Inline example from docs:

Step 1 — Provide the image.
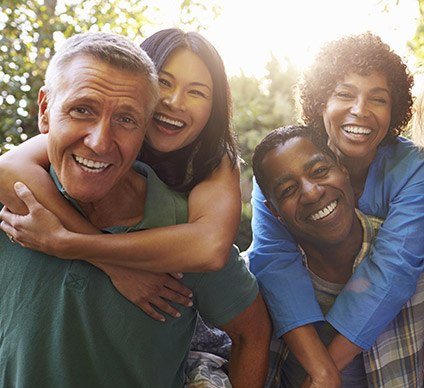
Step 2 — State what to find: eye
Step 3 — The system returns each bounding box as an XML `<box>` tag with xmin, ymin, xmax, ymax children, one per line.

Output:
<box><xmin>116</xmin><ymin>115</ymin><xmax>138</xmax><ymax>129</ymax></box>
<box><xmin>335</xmin><ymin>91</ymin><xmax>353</xmax><ymax>99</ymax></box>
<box><xmin>158</xmin><ymin>78</ymin><xmax>171</xmax><ymax>88</ymax></box>
<box><xmin>312</xmin><ymin>165</ymin><xmax>330</xmax><ymax>178</ymax></box>
<box><xmin>189</xmin><ymin>89</ymin><xmax>208</xmax><ymax>98</ymax></box>
<box><xmin>70</xmin><ymin>106</ymin><xmax>92</xmax><ymax>118</ymax></box>
<box><xmin>279</xmin><ymin>184</ymin><xmax>297</xmax><ymax>200</ymax></box>
<box><xmin>371</xmin><ymin>97</ymin><xmax>388</xmax><ymax>105</ymax></box>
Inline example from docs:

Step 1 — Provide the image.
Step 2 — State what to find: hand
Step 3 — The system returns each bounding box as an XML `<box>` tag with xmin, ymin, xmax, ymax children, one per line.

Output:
<box><xmin>0</xmin><ymin>182</ymin><xmax>69</xmax><ymax>255</ymax></box>
<box><xmin>301</xmin><ymin>371</ymin><xmax>341</xmax><ymax>388</ymax></box>
<box><xmin>99</xmin><ymin>263</ymin><xmax>193</xmax><ymax>322</ymax></box>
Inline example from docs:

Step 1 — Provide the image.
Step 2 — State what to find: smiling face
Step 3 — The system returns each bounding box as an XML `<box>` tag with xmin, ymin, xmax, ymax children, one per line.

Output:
<box><xmin>39</xmin><ymin>55</ymin><xmax>151</xmax><ymax>204</ymax></box>
<box><xmin>322</xmin><ymin>72</ymin><xmax>392</xmax><ymax>165</ymax></box>
<box><xmin>263</xmin><ymin>137</ymin><xmax>357</xmax><ymax>247</ymax></box>
<box><xmin>146</xmin><ymin>48</ymin><xmax>213</xmax><ymax>153</ymax></box>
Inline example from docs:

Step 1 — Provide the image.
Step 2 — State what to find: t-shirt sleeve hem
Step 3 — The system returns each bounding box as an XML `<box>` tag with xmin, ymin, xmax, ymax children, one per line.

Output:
<box><xmin>274</xmin><ymin>315</ymin><xmax>326</xmax><ymax>339</ymax></box>
<box><xmin>203</xmin><ymin>283</ymin><xmax>259</xmax><ymax>327</ymax></box>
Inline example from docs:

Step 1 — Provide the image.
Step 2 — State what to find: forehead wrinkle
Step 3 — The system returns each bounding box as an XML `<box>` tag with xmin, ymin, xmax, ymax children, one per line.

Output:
<box><xmin>66</xmin><ymin>62</ymin><xmax>144</xmax><ymax>95</ymax></box>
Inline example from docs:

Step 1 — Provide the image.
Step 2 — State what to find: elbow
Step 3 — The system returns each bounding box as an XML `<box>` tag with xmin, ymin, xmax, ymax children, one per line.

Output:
<box><xmin>202</xmin><ymin>237</ymin><xmax>233</xmax><ymax>271</ymax></box>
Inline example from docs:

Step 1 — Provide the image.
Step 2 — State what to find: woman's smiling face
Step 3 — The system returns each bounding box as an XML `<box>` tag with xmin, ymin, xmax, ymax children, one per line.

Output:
<box><xmin>146</xmin><ymin>48</ymin><xmax>213</xmax><ymax>153</ymax></box>
<box><xmin>322</xmin><ymin>72</ymin><xmax>392</xmax><ymax>164</ymax></box>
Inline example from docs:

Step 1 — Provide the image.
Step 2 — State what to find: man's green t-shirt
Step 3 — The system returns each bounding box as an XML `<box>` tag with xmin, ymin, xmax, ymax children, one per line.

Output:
<box><xmin>0</xmin><ymin>162</ymin><xmax>258</xmax><ymax>388</ymax></box>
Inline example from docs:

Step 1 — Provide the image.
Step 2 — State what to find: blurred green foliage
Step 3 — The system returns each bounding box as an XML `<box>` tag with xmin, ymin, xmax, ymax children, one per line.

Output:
<box><xmin>231</xmin><ymin>56</ymin><xmax>299</xmax><ymax>250</ymax></box>
<box><xmin>0</xmin><ymin>0</ymin><xmax>216</xmax><ymax>153</ymax></box>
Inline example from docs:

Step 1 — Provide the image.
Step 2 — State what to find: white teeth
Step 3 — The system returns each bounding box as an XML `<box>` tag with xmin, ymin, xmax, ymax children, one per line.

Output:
<box><xmin>74</xmin><ymin>155</ymin><xmax>109</xmax><ymax>173</ymax></box>
<box><xmin>343</xmin><ymin>125</ymin><xmax>371</xmax><ymax>135</ymax></box>
<box><xmin>154</xmin><ymin>114</ymin><xmax>184</xmax><ymax>128</ymax></box>
<box><xmin>309</xmin><ymin>200</ymin><xmax>338</xmax><ymax>221</ymax></box>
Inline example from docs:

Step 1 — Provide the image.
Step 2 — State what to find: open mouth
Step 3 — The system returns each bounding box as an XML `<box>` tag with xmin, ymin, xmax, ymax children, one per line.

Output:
<box><xmin>74</xmin><ymin>155</ymin><xmax>110</xmax><ymax>173</ymax></box>
<box><xmin>153</xmin><ymin>113</ymin><xmax>185</xmax><ymax>132</ymax></box>
<box><xmin>342</xmin><ymin>125</ymin><xmax>372</xmax><ymax>136</ymax></box>
<box><xmin>308</xmin><ymin>200</ymin><xmax>338</xmax><ymax>221</ymax></box>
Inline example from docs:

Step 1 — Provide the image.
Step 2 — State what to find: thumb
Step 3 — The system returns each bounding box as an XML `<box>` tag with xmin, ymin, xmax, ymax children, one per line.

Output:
<box><xmin>14</xmin><ymin>182</ymin><xmax>38</xmax><ymax>209</ymax></box>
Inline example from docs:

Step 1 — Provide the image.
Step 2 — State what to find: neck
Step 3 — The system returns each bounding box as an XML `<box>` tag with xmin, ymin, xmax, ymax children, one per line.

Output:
<box><xmin>337</xmin><ymin>153</ymin><xmax>374</xmax><ymax>203</ymax></box>
<box><xmin>78</xmin><ymin>169</ymin><xmax>146</xmax><ymax>229</ymax></box>
<box><xmin>300</xmin><ymin>215</ymin><xmax>363</xmax><ymax>284</ymax></box>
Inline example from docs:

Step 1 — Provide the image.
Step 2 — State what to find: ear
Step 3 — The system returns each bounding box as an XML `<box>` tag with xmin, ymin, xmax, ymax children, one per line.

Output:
<box><xmin>38</xmin><ymin>87</ymin><xmax>50</xmax><ymax>134</ymax></box>
<box><xmin>264</xmin><ymin>200</ymin><xmax>284</xmax><ymax>223</ymax></box>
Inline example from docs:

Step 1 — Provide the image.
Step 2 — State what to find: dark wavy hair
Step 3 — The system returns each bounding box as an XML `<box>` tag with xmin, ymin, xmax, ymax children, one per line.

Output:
<box><xmin>298</xmin><ymin>32</ymin><xmax>414</xmax><ymax>144</ymax></box>
<box><xmin>139</xmin><ymin>28</ymin><xmax>237</xmax><ymax>192</ymax></box>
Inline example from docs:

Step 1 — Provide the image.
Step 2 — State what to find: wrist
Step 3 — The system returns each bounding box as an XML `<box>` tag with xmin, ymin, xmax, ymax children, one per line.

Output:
<box><xmin>310</xmin><ymin>364</ymin><xmax>341</xmax><ymax>385</ymax></box>
<box><xmin>52</xmin><ymin>229</ymin><xmax>81</xmax><ymax>259</ymax></box>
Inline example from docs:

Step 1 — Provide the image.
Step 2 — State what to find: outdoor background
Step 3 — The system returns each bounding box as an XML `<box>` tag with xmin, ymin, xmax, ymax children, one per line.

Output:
<box><xmin>1</xmin><ymin>0</ymin><xmax>424</xmax><ymax>249</ymax></box>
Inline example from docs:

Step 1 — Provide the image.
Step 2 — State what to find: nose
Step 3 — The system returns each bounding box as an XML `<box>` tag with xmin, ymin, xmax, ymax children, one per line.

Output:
<box><xmin>162</xmin><ymin>89</ymin><xmax>186</xmax><ymax>112</ymax></box>
<box><xmin>299</xmin><ymin>179</ymin><xmax>325</xmax><ymax>205</ymax></box>
<box><xmin>350</xmin><ymin>97</ymin><xmax>370</xmax><ymax>118</ymax></box>
<box><xmin>84</xmin><ymin>119</ymin><xmax>114</xmax><ymax>155</ymax></box>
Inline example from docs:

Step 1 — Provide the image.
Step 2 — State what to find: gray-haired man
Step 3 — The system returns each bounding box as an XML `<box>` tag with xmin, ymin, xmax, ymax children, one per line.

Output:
<box><xmin>0</xmin><ymin>32</ymin><xmax>270</xmax><ymax>388</ymax></box>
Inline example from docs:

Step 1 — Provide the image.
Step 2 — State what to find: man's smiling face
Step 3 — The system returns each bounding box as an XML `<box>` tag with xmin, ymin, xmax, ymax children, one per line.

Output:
<box><xmin>39</xmin><ymin>55</ymin><xmax>151</xmax><ymax>204</ymax></box>
<box><xmin>262</xmin><ymin>136</ymin><xmax>357</xmax><ymax>247</ymax></box>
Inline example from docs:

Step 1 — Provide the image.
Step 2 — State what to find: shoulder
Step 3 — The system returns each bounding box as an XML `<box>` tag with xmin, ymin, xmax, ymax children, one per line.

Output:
<box><xmin>370</xmin><ymin>137</ymin><xmax>424</xmax><ymax>186</ymax></box>
<box><xmin>376</xmin><ymin>137</ymin><xmax>424</xmax><ymax>168</ymax></box>
<box><xmin>133</xmin><ymin>161</ymin><xmax>188</xmax><ymax>226</ymax></box>
<box><xmin>193</xmin><ymin>247</ymin><xmax>259</xmax><ymax>326</ymax></box>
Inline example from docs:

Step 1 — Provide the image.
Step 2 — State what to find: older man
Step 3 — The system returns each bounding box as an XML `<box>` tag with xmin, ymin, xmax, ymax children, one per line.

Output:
<box><xmin>0</xmin><ymin>32</ymin><xmax>270</xmax><ymax>388</ymax></box>
<box><xmin>252</xmin><ymin>125</ymin><xmax>423</xmax><ymax>388</ymax></box>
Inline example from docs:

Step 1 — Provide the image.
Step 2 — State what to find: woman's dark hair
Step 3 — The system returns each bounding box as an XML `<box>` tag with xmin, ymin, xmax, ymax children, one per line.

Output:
<box><xmin>298</xmin><ymin>32</ymin><xmax>414</xmax><ymax>144</ymax></box>
<box><xmin>139</xmin><ymin>28</ymin><xmax>238</xmax><ymax>192</ymax></box>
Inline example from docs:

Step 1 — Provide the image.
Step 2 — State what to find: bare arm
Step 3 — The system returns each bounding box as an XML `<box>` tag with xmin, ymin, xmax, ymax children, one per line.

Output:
<box><xmin>326</xmin><ymin>333</ymin><xmax>362</xmax><ymax>371</ymax></box>
<box><xmin>282</xmin><ymin>326</ymin><xmax>361</xmax><ymax>387</ymax></box>
<box><xmin>221</xmin><ymin>294</ymin><xmax>271</xmax><ymax>388</ymax></box>
<box><xmin>283</xmin><ymin>325</ymin><xmax>341</xmax><ymax>388</ymax></box>
<box><xmin>58</xmin><ymin>155</ymin><xmax>241</xmax><ymax>271</ymax></box>
<box><xmin>0</xmin><ymin>136</ymin><xmax>241</xmax><ymax>272</ymax></box>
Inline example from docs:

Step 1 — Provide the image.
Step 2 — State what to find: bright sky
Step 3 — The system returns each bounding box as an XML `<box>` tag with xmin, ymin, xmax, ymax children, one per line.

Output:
<box><xmin>146</xmin><ymin>0</ymin><xmax>420</xmax><ymax>77</ymax></box>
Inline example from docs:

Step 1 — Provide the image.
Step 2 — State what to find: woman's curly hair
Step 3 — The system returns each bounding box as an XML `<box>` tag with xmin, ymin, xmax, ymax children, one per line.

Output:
<box><xmin>298</xmin><ymin>32</ymin><xmax>414</xmax><ymax>143</ymax></box>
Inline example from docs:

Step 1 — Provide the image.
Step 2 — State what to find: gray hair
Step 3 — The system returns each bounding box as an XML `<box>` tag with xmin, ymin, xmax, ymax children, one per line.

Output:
<box><xmin>45</xmin><ymin>32</ymin><xmax>159</xmax><ymax>119</ymax></box>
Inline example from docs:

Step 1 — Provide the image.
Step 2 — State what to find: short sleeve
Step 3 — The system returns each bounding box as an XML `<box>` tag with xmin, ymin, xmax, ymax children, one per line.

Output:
<box><xmin>194</xmin><ymin>245</ymin><xmax>259</xmax><ymax>327</ymax></box>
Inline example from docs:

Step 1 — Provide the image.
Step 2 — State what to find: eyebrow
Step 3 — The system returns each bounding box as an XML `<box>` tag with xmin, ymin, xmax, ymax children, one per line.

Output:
<box><xmin>272</xmin><ymin>154</ymin><xmax>329</xmax><ymax>189</ymax></box>
<box><xmin>159</xmin><ymin>70</ymin><xmax>212</xmax><ymax>92</ymax></box>
<box><xmin>337</xmin><ymin>83</ymin><xmax>390</xmax><ymax>95</ymax></box>
<box><xmin>64</xmin><ymin>96</ymin><xmax>144</xmax><ymax>119</ymax></box>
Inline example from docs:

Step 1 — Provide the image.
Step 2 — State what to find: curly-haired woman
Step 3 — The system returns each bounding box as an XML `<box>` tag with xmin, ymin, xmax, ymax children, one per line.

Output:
<box><xmin>249</xmin><ymin>32</ymin><xmax>424</xmax><ymax>386</ymax></box>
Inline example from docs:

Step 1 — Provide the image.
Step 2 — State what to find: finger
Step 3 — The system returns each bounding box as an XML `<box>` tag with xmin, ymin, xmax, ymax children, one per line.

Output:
<box><xmin>169</xmin><ymin>272</ymin><xmax>183</xmax><ymax>279</ymax></box>
<box><xmin>159</xmin><ymin>288</ymin><xmax>193</xmax><ymax>307</ymax></box>
<box><xmin>0</xmin><ymin>221</ymin><xmax>24</xmax><ymax>246</ymax></box>
<box><xmin>0</xmin><ymin>220</ymin><xmax>14</xmax><ymax>236</ymax></box>
<box><xmin>136</xmin><ymin>301</ymin><xmax>166</xmax><ymax>322</ymax></box>
<box><xmin>0</xmin><ymin>206</ymin><xmax>14</xmax><ymax>223</ymax></box>
<box><xmin>151</xmin><ymin>297</ymin><xmax>182</xmax><ymax>318</ymax></box>
<box><xmin>164</xmin><ymin>276</ymin><xmax>193</xmax><ymax>298</ymax></box>
<box><xmin>14</xmin><ymin>182</ymin><xmax>40</xmax><ymax>211</ymax></box>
